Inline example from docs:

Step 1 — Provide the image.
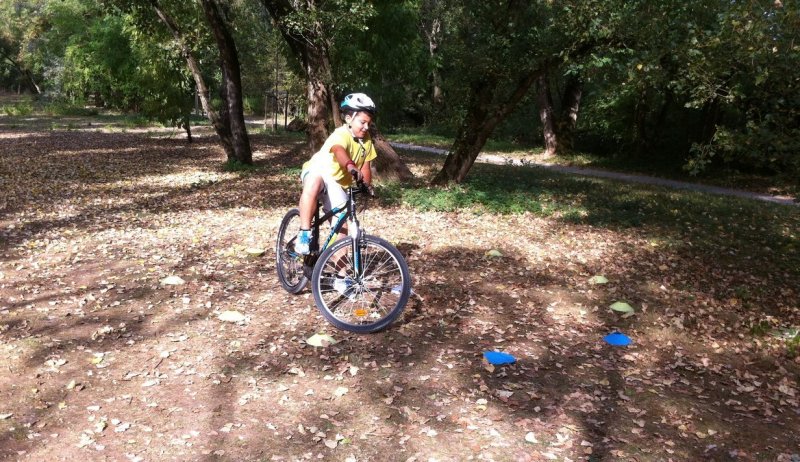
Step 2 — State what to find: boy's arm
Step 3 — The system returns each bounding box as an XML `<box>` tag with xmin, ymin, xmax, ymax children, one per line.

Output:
<box><xmin>360</xmin><ymin>160</ymin><xmax>372</xmax><ymax>185</ymax></box>
<box><xmin>332</xmin><ymin>144</ymin><xmax>362</xmax><ymax>181</ymax></box>
<box><xmin>331</xmin><ymin>144</ymin><xmax>351</xmax><ymax>170</ymax></box>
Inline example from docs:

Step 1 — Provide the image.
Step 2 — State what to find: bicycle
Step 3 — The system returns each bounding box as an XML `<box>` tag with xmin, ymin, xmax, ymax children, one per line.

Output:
<box><xmin>276</xmin><ymin>182</ymin><xmax>411</xmax><ymax>333</ymax></box>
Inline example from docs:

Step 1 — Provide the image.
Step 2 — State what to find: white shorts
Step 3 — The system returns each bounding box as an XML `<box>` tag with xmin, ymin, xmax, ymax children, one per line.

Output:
<box><xmin>301</xmin><ymin>168</ymin><xmax>347</xmax><ymax>217</ymax></box>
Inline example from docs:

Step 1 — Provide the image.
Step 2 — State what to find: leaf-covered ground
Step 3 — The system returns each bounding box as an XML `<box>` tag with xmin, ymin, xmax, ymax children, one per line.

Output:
<box><xmin>0</xmin><ymin>124</ymin><xmax>798</xmax><ymax>461</ymax></box>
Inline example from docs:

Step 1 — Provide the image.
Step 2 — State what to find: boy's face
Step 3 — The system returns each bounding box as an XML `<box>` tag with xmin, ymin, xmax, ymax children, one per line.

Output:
<box><xmin>347</xmin><ymin>112</ymin><xmax>373</xmax><ymax>139</ymax></box>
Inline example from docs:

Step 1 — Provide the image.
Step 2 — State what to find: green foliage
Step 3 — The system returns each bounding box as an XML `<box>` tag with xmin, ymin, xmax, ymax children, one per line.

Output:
<box><xmin>224</xmin><ymin>159</ymin><xmax>260</xmax><ymax>173</ymax></box>
<box><xmin>785</xmin><ymin>329</ymin><xmax>800</xmax><ymax>358</ymax></box>
<box><xmin>382</xmin><ymin>164</ymin><xmax>562</xmax><ymax>216</ymax></box>
<box><xmin>330</xmin><ymin>0</ymin><xmax>429</xmax><ymax>128</ymax></box>
<box><xmin>1</xmin><ymin>101</ymin><xmax>33</xmax><ymax>116</ymax></box>
<box><xmin>382</xmin><ymin>157</ymin><xmax>799</xmax><ymax>276</ymax></box>
<box><xmin>3</xmin><ymin>0</ymin><xmax>798</xmax><ymax>180</ymax></box>
<box><xmin>0</xmin><ymin>1</ymin><xmax>43</xmax><ymax>91</ymax></box>
<box><xmin>575</xmin><ymin>1</ymin><xmax>800</xmax><ymax>176</ymax></box>
<box><xmin>44</xmin><ymin>102</ymin><xmax>99</xmax><ymax>116</ymax></box>
<box><xmin>128</xmin><ymin>25</ymin><xmax>194</xmax><ymax>128</ymax></box>
<box><xmin>60</xmin><ymin>12</ymin><xmax>138</xmax><ymax>107</ymax></box>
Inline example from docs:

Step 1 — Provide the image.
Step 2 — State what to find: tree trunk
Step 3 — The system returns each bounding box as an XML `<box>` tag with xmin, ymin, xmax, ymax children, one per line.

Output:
<box><xmin>370</xmin><ymin>127</ymin><xmax>414</xmax><ymax>182</ymax></box>
<box><xmin>182</xmin><ymin>114</ymin><xmax>193</xmax><ymax>143</ymax></box>
<box><xmin>651</xmin><ymin>89</ymin><xmax>672</xmax><ymax>146</ymax></box>
<box><xmin>432</xmin><ymin>71</ymin><xmax>541</xmax><ymax>185</ymax></box>
<box><xmin>537</xmin><ymin>72</ymin><xmax>558</xmax><ymax>157</ymax></box>
<box><xmin>699</xmin><ymin>97</ymin><xmax>720</xmax><ymax>144</ymax></box>
<box><xmin>420</xmin><ymin>0</ymin><xmax>444</xmax><ymax>108</ymax></box>
<box><xmin>150</xmin><ymin>0</ymin><xmax>236</xmax><ymax>159</ymax></box>
<box><xmin>262</xmin><ymin>0</ymin><xmax>413</xmax><ymax>179</ymax></box>
<box><xmin>262</xmin><ymin>0</ymin><xmax>333</xmax><ymax>151</ymax></box>
<box><xmin>556</xmin><ymin>75</ymin><xmax>582</xmax><ymax>151</ymax></box>
<box><xmin>200</xmin><ymin>0</ymin><xmax>252</xmax><ymax>164</ymax></box>
<box><xmin>305</xmin><ymin>66</ymin><xmax>333</xmax><ymax>151</ymax></box>
<box><xmin>1</xmin><ymin>50</ymin><xmax>41</xmax><ymax>94</ymax></box>
<box><xmin>633</xmin><ymin>91</ymin><xmax>649</xmax><ymax>155</ymax></box>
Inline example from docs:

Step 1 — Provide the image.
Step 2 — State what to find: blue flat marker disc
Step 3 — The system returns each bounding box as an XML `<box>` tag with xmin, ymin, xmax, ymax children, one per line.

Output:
<box><xmin>483</xmin><ymin>351</ymin><xmax>516</xmax><ymax>365</ymax></box>
<box><xmin>603</xmin><ymin>332</ymin><xmax>632</xmax><ymax>346</ymax></box>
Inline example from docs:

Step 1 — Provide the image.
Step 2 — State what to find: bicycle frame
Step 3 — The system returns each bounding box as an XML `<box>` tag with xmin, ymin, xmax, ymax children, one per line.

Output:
<box><xmin>277</xmin><ymin>180</ymin><xmax>411</xmax><ymax>332</ymax></box>
<box><xmin>306</xmin><ymin>186</ymin><xmax>364</xmax><ymax>278</ymax></box>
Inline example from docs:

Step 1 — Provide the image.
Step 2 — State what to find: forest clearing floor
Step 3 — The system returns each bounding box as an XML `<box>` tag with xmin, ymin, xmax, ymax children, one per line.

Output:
<box><xmin>1</xmin><ymin>122</ymin><xmax>799</xmax><ymax>461</ymax></box>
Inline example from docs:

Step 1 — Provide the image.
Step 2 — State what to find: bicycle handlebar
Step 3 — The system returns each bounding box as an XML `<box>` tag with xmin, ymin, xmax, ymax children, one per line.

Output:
<box><xmin>351</xmin><ymin>180</ymin><xmax>375</xmax><ymax>198</ymax></box>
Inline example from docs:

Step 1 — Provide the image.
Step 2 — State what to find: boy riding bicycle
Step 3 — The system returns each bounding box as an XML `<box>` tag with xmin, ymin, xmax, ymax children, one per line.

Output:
<box><xmin>294</xmin><ymin>93</ymin><xmax>377</xmax><ymax>255</ymax></box>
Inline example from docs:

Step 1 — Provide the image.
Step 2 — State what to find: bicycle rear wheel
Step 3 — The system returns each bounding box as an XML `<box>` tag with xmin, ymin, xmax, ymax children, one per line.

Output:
<box><xmin>311</xmin><ymin>235</ymin><xmax>411</xmax><ymax>333</ymax></box>
<box><xmin>276</xmin><ymin>208</ymin><xmax>308</xmax><ymax>293</ymax></box>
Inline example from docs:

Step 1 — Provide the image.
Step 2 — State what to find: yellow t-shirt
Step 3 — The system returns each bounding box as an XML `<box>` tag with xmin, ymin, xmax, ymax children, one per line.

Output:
<box><xmin>302</xmin><ymin>125</ymin><xmax>378</xmax><ymax>187</ymax></box>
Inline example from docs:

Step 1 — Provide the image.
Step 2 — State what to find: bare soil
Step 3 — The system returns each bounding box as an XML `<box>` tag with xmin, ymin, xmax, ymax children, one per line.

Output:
<box><xmin>0</xmin><ymin>123</ymin><xmax>798</xmax><ymax>461</ymax></box>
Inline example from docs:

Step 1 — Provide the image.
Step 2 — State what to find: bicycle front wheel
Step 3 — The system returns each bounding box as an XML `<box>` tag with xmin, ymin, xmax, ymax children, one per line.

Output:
<box><xmin>276</xmin><ymin>208</ymin><xmax>308</xmax><ymax>294</ymax></box>
<box><xmin>311</xmin><ymin>235</ymin><xmax>411</xmax><ymax>333</ymax></box>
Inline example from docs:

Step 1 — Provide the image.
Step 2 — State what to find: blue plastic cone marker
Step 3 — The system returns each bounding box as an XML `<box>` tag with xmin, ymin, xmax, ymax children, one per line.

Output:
<box><xmin>483</xmin><ymin>351</ymin><xmax>517</xmax><ymax>365</ymax></box>
<box><xmin>603</xmin><ymin>332</ymin><xmax>632</xmax><ymax>346</ymax></box>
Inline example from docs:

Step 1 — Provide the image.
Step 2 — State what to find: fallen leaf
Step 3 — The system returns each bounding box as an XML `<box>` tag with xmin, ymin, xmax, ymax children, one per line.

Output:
<box><xmin>245</xmin><ymin>247</ymin><xmax>266</xmax><ymax>257</ymax></box>
<box><xmin>114</xmin><ymin>422</ymin><xmax>131</xmax><ymax>433</ymax></box>
<box><xmin>589</xmin><ymin>275</ymin><xmax>609</xmax><ymax>284</ymax></box>
<box><xmin>306</xmin><ymin>333</ymin><xmax>338</xmax><ymax>347</ymax></box>
<box><xmin>218</xmin><ymin>310</ymin><xmax>246</xmax><ymax>323</ymax></box>
<box><xmin>160</xmin><ymin>275</ymin><xmax>185</xmax><ymax>286</ymax></box>
<box><xmin>77</xmin><ymin>433</ymin><xmax>94</xmax><ymax>448</ymax></box>
<box><xmin>333</xmin><ymin>387</ymin><xmax>349</xmax><ymax>398</ymax></box>
<box><xmin>610</xmin><ymin>301</ymin><xmax>635</xmax><ymax>315</ymax></box>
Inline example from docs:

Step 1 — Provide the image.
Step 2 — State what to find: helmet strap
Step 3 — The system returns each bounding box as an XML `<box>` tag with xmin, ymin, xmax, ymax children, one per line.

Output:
<box><xmin>345</xmin><ymin>113</ymin><xmax>353</xmax><ymax>132</ymax></box>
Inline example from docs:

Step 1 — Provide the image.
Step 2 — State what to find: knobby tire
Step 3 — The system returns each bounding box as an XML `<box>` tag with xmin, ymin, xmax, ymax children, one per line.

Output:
<box><xmin>311</xmin><ymin>235</ymin><xmax>411</xmax><ymax>333</ymax></box>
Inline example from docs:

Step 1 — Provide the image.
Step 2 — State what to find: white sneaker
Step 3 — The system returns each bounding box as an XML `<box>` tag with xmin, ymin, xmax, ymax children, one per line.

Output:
<box><xmin>294</xmin><ymin>230</ymin><xmax>311</xmax><ymax>255</ymax></box>
<box><xmin>333</xmin><ymin>277</ymin><xmax>356</xmax><ymax>301</ymax></box>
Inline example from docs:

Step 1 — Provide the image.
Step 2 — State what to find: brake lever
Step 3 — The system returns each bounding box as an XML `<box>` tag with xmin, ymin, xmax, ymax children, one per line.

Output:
<box><xmin>356</xmin><ymin>180</ymin><xmax>374</xmax><ymax>197</ymax></box>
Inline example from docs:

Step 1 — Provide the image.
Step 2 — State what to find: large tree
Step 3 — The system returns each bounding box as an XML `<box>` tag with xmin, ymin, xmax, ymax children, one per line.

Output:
<box><xmin>431</xmin><ymin>0</ymin><xmax>621</xmax><ymax>184</ymax></box>
<box><xmin>147</xmin><ymin>0</ymin><xmax>251</xmax><ymax>164</ymax></box>
<box><xmin>261</xmin><ymin>0</ymin><xmax>413</xmax><ymax>181</ymax></box>
<box><xmin>0</xmin><ymin>0</ymin><xmax>44</xmax><ymax>93</ymax></box>
<box><xmin>260</xmin><ymin>0</ymin><xmax>341</xmax><ymax>151</ymax></box>
<box><xmin>536</xmin><ymin>66</ymin><xmax>583</xmax><ymax>156</ymax></box>
<box><xmin>573</xmin><ymin>0</ymin><xmax>799</xmax><ymax>175</ymax></box>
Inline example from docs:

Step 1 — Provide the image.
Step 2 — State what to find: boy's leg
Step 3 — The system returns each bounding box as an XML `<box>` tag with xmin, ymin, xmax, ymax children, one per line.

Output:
<box><xmin>319</xmin><ymin>181</ymin><xmax>351</xmax><ymax>277</ymax></box>
<box><xmin>299</xmin><ymin>172</ymin><xmax>324</xmax><ymax>229</ymax></box>
<box><xmin>320</xmin><ymin>180</ymin><xmax>348</xmax><ymax>238</ymax></box>
<box><xmin>295</xmin><ymin>171</ymin><xmax>324</xmax><ymax>255</ymax></box>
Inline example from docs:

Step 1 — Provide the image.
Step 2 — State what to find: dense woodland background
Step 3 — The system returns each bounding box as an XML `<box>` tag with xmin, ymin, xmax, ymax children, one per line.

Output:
<box><xmin>1</xmin><ymin>0</ymin><xmax>798</xmax><ymax>184</ymax></box>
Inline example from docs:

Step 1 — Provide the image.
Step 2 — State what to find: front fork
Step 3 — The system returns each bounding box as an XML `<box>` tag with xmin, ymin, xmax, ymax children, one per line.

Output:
<box><xmin>349</xmin><ymin>217</ymin><xmax>363</xmax><ymax>279</ymax></box>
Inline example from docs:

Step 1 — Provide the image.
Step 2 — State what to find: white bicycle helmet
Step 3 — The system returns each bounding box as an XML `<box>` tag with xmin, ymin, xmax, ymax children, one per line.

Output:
<box><xmin>340</xmin><ymin>93</ymin><xmax>376</xmax><ymax>114</ymax></box>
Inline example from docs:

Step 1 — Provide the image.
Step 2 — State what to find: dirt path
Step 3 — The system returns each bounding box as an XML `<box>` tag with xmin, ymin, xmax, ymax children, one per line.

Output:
<box><xmin>390</xmin><ymin>142</ymin><xmax>799</xmax><ymax>207</ymax></box>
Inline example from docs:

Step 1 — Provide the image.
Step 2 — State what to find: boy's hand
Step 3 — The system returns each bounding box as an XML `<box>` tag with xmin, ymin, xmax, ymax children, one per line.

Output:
<box><xmin>348</xmin><ymin>167</ymin><xmax>362</xmax><ymax>182</ymax></box>
<box><xmin>358</xmin><ymin>182</ymin><xmax>374</xmax><ymax>197</ymax></box>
